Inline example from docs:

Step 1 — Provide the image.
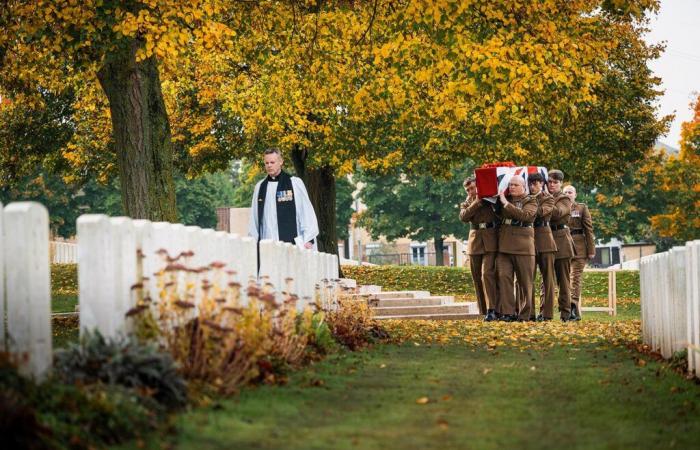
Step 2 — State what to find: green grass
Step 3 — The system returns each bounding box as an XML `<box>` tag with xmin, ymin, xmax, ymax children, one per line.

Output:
<box><xmin>160</xmin><ymin>342</ymin><xmax>699</xmax><ymax>450</ymax></box>
<box><xmin>52</xmin><ymin>294</ymin><xmax>78</xmax><ymax>313</ymax></box>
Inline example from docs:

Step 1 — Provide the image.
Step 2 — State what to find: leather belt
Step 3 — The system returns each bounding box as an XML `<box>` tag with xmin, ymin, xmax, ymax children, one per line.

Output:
<box><xmin>534</xmin><ymin>220</ymin><xmax>550</xmax><ymax>228</ymax></box>
<box><xmin>472</xmin><ymin>221</ymin><xmax>499</xmax><ymax>230</ymax></box>
<box><xmin>502</xmin><ymin>218</ymin><xmax>533</xmax><ymax>228</ymax></box>
<box><xmin>550</xmin><ymin>224</ymin><xmax>569</xmax><ymax>231</ymax></box>
<box><xmin>570</xmin><ymin>229</ymin><xmax>584</xmax><ymax>235</ymax></box>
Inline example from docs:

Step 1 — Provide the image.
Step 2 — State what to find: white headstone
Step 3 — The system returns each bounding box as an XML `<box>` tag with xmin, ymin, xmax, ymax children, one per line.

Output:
<box><xmin>0</xmin><ymin>201</ymin><xmax>4</xmax><ymax>351</ymax></box>
<box><xmin>4</xmin><ymin>202</ymin><xmax>52</xmax><ymax>379</ymax></box>
<box><xmin>78</xmin><ymin>214</ymin><xmax>118</xmax><ymax>339</ymax></box>
<box><xmin>110</xmin><ymin>217</ymin><xmax>138</xmax><ymax>335</ymax></box>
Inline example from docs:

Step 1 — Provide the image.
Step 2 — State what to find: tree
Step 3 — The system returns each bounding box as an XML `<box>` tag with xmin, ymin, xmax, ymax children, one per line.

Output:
<box><xmin>356</xmin><ymin>163</ymin><xmax>474</xmax><ymax>266</ymax></box>
<box><xmin>0</xmin><ymin>1</ymin><xmax>271</xmax><ymax>221</ymax></box>
<box><xmin>650</xmin><ymin>95</ymin><xmax>700</xmax><ymax>242</ymax></box>
<box><xmin>2</xmin><ymin>1</ymin><xmax>668</xmax><ymax>252</ymax></box>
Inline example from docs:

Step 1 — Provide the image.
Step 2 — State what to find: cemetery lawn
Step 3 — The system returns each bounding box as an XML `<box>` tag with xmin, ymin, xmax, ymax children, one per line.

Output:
<box><xmin>153</xmin><ymin>328</ymin><xmax>700</xmax><ymax>450</ymax></box>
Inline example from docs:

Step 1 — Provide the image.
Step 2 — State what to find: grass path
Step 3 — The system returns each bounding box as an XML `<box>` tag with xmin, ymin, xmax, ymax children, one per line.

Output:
<box><xmin>162</xmin><ymin>320</ymin><xmax>699</xmax><ymax>450</ymax></box>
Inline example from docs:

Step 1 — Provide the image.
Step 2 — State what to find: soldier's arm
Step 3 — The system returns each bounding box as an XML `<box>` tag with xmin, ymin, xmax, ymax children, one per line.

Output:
<box><xmin>582</xmin><ymin>205</ymin><xmax>596</xmax><ymax>256</ymax></box>
<box><xmin>539</xmin><ymin>194</ymin><xmax>555</xmax><ymax>220</ymax></box>
<box><xmin>459</xmin><ymin>198</ymin><xmax>482</xmax><ymax>223</ymax></box>
<box><xmin>503</xmin><ymin>197</ymin><xmax>537</xmax><ymax>222</ymax></box>
<box><xmin>550</xmin><ymin>196</ymin><xmax>572</xmax><ymax>221</ymax></box>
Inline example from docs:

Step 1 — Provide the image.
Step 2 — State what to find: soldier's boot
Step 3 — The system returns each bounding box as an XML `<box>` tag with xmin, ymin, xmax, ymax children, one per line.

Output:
<box><xmin>570</xmin><ymin>303</ymin><xmax>581</xmax><ymax>321</ymax></box>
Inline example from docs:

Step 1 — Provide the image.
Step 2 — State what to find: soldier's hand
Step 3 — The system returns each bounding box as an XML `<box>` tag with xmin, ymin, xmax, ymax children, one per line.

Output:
<box><xmin>499</xmin><ymin>189</ymin><xmax>508</xmax><ymax>205</ymax></box>
<box><xmin>588</xmin><ymin>254</ymin><xmax>595</xmax><ymax>259</ymax></box>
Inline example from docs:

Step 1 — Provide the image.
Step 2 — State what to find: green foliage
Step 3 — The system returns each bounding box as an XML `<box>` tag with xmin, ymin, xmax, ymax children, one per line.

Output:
<box><xmin>342</xmin><ymin>265</ymin><xmax>640</xmax><ymax>300</ymax></box>
<box><xmin>305</xmin><ymin>314</ymin><xmax>338</xmax><ymax>357</ymax></box>
<box><xmin>356</xmin><ymin>162</ymin><xmax>473</xmax><ymax>263</ymax></box>
<box><xmin>175</xmin><ymin>170</ymin><xmax>235</xmax><ymax>228</ymax></box>
<box><xmin>1</xmin><ymin>354</ymin><xmax>156</xmax><ymax>449</ymax></box>
<box><xmin>335</xmin><ymin>176</ymin><xmax>355</xmax><ymax>241</ymax></box>
<box><xmin>54</xmin><ymin>331</ymin><xmax>188</xmax><ymax>409</ymax></box>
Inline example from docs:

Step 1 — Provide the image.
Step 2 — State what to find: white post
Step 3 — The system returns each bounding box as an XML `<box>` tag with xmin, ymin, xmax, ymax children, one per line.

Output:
<box><xmin>687</xmin><ymin>240</ymin><xmax>700</xmax><ymax>377</ymax></box>
<box><xmin>669</xmin><ymin>247</ymin><xmax>687</xmax><ymax>354</ymax></box>
<box><xmin>200</xmin><ymin>229</ymin><xmax>216</xmax><ymax>268</ymax></box>
<box><xmin>4</xmin><ymin>202</ymin><xmax>52</xmax><ymax>379</ymax></box>
<box><xmin>78</xmin><ymin>214</ymin><xmax>118</xmax><ymax>339</ymax></box>
<box><xmin>239</xmin><ymin>237</ymin><xmax>256</xmax><ymax>305</ymax></box>
<box><xmin>640</xmin><ymin>254</ymin><xmax>650</xmax><ymax>347</ymax></box>
<box><xmin>110</xmin><ymin>217</ymin><xmax>138</xmax><ymax>334</ymax></box>
<box><xmin>660</xmin><ymin>252</ymin><xmax>672</xmax><ymax>358</ymax></box>
<box><xmin>0</xmin><ymin>201</ymin><xmax>4</xmax><ymax>351</ymax></box>
<box><xmin>258</xmin><ymin>239</ymin><xmax>276</xmax><ymax>291</ymax></box>
<box><xmin>133</xmin><ymin>220</ymin><xmax>155</xmax><ymax>301</ymax></box>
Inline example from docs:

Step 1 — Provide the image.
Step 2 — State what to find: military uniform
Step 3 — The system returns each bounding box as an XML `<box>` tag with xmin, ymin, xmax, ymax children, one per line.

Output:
<box><xmin>518</xmin><ymin>190</ymin><xmax>557</xmax><ymax>320</ymax></box>
<box><xmin>496</xmin><ymin>194</ymin><xmax>537</xmax><ymax>320</ymax></box>
<box><xmin>550</xmin><ymin>191</ymin><xmax>575</xmax><ymax>319</ymax></box>
<box><xmin>460</xmin><ymin>198</ymin><xmax>499</xmax><ymax>315</ymax></box>
<box><xmin>569</xmin><ymin>202</ymin><xmax>595</xmax><ymax>317</ymax></box>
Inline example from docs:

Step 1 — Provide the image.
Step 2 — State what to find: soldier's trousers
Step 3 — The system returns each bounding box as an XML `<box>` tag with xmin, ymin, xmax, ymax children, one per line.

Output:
<box><xmin>515</xmin><ymin>252</ymin><xmax>556</xmax><ymax>319</ymax></box>
<box><xmin>536</xmin><ymin>252</ymin><xmax>557</xmax><ymax>319</ymax></box>
<box><xmin>554</xmin><ymin>257</ymin><xmax>572</xmax><ymax>319</ymax></box>
<box><xmin>497</xmin><ymin>253</ymin><xmax>535</xmax><ymax>319</ymax></box>
<box><xmin>469</xmin><ymin>252</ymin><xmax>498</xmax><ymax>315</ymax></box>
<box><xmin>570</xmin><ymin>257</ymin><xmax>588</xmax><ymax>316</ymax></box>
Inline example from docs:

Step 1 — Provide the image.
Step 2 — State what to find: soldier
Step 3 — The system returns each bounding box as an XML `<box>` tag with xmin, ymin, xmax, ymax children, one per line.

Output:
<box><xmin>564</xmin><ymin>185</ymin><xmax>595</xmax><ymax>321</ymax></box>
<box><xmin>459</xmin><ymin>177</ymin><xmax>500</xmax><ymax>321</ymax></box>
<box><xmin>547</xmin><ymin>169</ymin><xmax>575</xmax><ymax>321</ymax></box>
<box><xmin>525</xmin><ymin>173</ymin><xmax>557</xmax><ymax>321</ymax></box>
<box><xmin>495</xmin><ymin>176</ymin><xmax>537</xmax><ymax>322</ymax></box>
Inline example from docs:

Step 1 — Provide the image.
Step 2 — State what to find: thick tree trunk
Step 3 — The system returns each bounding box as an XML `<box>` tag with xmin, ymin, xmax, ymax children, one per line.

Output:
<box><xmin>291</xmin><ymin>147</ymin><xmax>344</xmax><ymax>277</ymax></box>
<box><xmin>291</xmin><ymin>147</ymin><xmax>337</xmax><ymax>254</ymax></box>
<box><xmin>97</xmin><ymin>40</ymin><xmax>178</xmax><ymax>222</ymax></box>
<box><xmin>434</xmin><ymin>235</ymin><xmax>445</xmax><ymax>266</ymax></box>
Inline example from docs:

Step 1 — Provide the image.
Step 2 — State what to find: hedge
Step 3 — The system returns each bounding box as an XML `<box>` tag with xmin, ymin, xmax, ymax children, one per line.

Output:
<box><xmin>342</xmin><ymin>265</ymin><xmax>640</xmax><ymax>300</ymax></box>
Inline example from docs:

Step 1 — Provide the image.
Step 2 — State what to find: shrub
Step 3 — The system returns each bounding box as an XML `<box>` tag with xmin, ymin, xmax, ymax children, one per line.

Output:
<box><xmin>342</xmin><ymin>265</ymin><xmax>640</xmax><ymax>300</ymax></box>
<box><xmin>127</xmin><ymin>253</ymin><xmax>320</xmax><ymax>394</ymax></box>
<box><xmin>316</xmin><ymin>282</ymin><xmax>385</xmax><ymax>350</ymax></box>
<box><xmin>1</xmin><ymin>352</ymin><xmax>156</xmax><ymax>449</ymax></box>
<box><xmin>54</xmin><ymin>331</ymin><xmax>188</xmax><ymax>409</ymax></box>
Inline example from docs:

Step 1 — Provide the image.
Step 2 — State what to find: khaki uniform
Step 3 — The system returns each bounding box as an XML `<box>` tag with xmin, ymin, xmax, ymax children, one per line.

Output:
<box><xmin>550</xmin><ymin>191</ymin><xmax>574</xmax><ymax>319</ymax></box>
<box><xmin>496</xmin><ymin>194</ymin><xmax>537</xmax><ymax>319</ymax></box>
<box><xmin>460</xmin><ymin>198</ymin><xmax>499</xmax><ymax>314</ymax></box>
<box><xmin>569</xmin><ymin>202</ymin><xmax>595</xmax><ymax>315</ymax></box>
<box><xmin>517</xmin><ymin>191</ymin><xmax>557</xmax><ymax>319</ymax></box>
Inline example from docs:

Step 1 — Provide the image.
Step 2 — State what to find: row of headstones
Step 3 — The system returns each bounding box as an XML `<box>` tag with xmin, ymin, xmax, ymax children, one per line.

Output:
<box><xmin>640</xmin><ymin>240</ymin><xmax>700</xmax><ymax>378</ymax></box>
<box><xmin>50</xmin><ymin>241</ymin><xmax>77</xmax><ymax>264</ymax></box>
<box><xmin>0</xmin><ymin>201</ymin><xmax>339</xmax><ymax>379</ymax></box>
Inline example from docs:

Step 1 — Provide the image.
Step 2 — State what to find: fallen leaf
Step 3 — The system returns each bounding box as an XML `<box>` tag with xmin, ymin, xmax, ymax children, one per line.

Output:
<box><xmin>436</xmin><ymin>418</ymin><xmax>449</xmax><ymax>430</ymax></box>
<box><xmin>530</xmin><ymin>366</ymin><xmax>536</xmax><ymax>371</ymax></box>
<box><xmin>416</xmin><ymin>396</ymin><xmax>429</xmax><ymax>404</ymax></box>
<box><xmin>482</xmin><ymin>368</ymin><xmax>492</xmax><ymax>375</ymax></box>
<box><xmin>441</xmin><ymin>395</ymin><xmax>453</xmax><ymax>401</ymax></box>
<box><xmin>380</xmin><ymin>364</ymin><xmax>387</xmax><ymax>369</ymax></box>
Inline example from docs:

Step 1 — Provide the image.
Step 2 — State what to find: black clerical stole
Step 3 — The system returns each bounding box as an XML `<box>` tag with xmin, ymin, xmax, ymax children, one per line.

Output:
<box><xmin>257</xmin><ymin>171</ymin><xmax>297</xmax><ymax>244</ymax></box>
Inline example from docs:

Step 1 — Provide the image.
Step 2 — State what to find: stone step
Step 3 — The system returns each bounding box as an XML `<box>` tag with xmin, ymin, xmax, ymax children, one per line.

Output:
<box><xmin>373</xmin><ymin>290</ymin><xmax>431</xmax><ymax>299</ymax></box>
<box><xmin>338</xmin><ymin>278</ymin><xmax>357</xmax><ymax>290</ymax></box>
<box><xmin>376</xmin><ymin>313</ymin><xmax>481</xmax><ymax>321</ymax></box>
<box><xmin>373</xmin><ymin>303</ymin><xmax>476</xmax><ymax>317</ymax></box>
<box><xmin>348</xmin><ymin>290</ymin><xmax>431</xmax><ymax>300</ymax></box>
<box><xmin>372</xmin><ymin>296</ymin><xmax>453</xmax><ymax>307</ymax></box>
<box><xmin>358</xmin><ymin>285</ymin><xmax>382</xmax><ymax>294</ymax></box>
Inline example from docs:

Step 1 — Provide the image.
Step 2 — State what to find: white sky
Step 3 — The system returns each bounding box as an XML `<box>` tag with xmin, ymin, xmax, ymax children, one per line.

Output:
<box><xmin>645</xmin><ymin>0</ymin><xmax>700</xmax><ymax>148</ymax></box>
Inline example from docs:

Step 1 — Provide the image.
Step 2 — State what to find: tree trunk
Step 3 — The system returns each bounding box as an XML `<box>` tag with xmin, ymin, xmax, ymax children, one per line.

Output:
<box><xmin>291</xmin><ymin>147</ymin><xmax>343</xmax><ymax>277</ymax></box>
<box><xmin>434</xmin><ymin>235</ymin><xmax>445</xmax><ymax>266</ymax></box>
<box><xmin>97</xmin><ymin>40</ymin><xmax>178</xmax><ymax>222</ymax></box>
<box><xmin>291</xmin><ymin>147</ymin><xmax>337</xmax><ymax>254</ymax></box>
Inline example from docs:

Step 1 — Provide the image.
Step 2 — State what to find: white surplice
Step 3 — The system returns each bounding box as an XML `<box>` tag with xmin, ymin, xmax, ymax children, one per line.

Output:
<box><xmin>248</xmin><ymin>176</ymin><xmax>319</xmax><ymax>250</ymax></box>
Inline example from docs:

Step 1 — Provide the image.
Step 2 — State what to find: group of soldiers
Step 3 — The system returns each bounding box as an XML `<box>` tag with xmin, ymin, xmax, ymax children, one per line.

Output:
<box><xmin>459</xmin><ymin>170</ymin><xmax>595</xmax><ymax>322</ymax></box>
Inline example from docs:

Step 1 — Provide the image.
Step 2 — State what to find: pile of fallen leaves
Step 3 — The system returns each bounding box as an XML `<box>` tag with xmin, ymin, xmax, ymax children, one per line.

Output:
<box><xmin>382</xmin><ymin>320</ymin><xmax>641</xmax><ymax>350</ymax></box>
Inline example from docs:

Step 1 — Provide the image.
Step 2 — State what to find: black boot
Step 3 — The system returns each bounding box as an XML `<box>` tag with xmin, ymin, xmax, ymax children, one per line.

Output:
<box><xmin>484</xmin><ymin>309</ymin><xmax>497</xmax><ymax>322</ymax></box>
<box><xmin>570</xmin><ymin>303</ymin><xmax>581</xmax><ymax>321</ymax></box>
